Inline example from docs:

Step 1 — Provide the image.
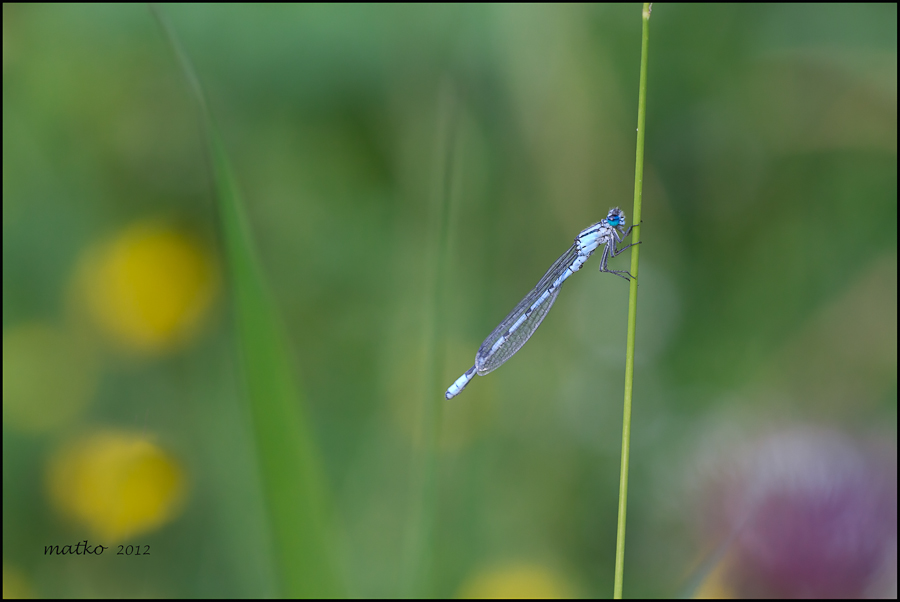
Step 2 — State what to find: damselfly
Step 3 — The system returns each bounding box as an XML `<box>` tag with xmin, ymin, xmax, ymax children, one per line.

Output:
<box><xmin>445</xmin><ymin>207</ymin><xmax>637</xmax><ymax>400</ymax></box>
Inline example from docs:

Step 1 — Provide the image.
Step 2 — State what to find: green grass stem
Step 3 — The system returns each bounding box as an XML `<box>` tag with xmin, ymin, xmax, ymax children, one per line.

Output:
<box><xmin>402</xmin><ymin>82</ymin><xmax>459</xmax><ymax>597</ymax></box>
<box><xmin>613</xmin><ymin>3</ymin><xmax>651</xmax><ymax>599</ymax></box>
<box><xmin>152</xmin><ymin>7</ymin><xmax>342</xmax><ymax>597</ymax></box>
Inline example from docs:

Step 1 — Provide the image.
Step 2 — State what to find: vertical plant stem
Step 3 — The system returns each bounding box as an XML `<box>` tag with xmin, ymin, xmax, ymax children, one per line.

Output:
<box><xmin>403</xmin><ymin>81</ymin><xmax>459</xmax><ymax>597</ymax></box>
<box><xmin>152</xmin><ymin>6</ymin><xmax>341</xmax><ymax>596</ymax></box>
<box><xmin>614</xmin><ymin>3</ymin><xmax>650</xmax><ymax>599</ymax></box>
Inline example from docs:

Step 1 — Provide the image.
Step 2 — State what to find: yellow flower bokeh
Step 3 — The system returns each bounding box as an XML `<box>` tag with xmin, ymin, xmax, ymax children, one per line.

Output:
<box><xmin>692</xmin><ymin>556</ymin><xmax>736</xmax><ymax>599</ymax></box>
<box><xmin>76</xmin><ymin>221</ymin><xmax>217</xmax><ymax>354</ymax></box>
<box><xmin>2</xmin><ymin>565</ymin><xmax>35</xmax><ymax>599</ymax></box>
<box><xmin>2</xmin><ymin>322</ymin><xmax>99</xmax><ymax>433</ymax></box>
<box><xmin>47</xmin><ymin>431</ymin><xmax>186</xmax><ymax>542</ymax></box>
<box><xmin>457</xmin><ymin>563</ymin><xmax>575</xmax><ymax>599</ymax></box>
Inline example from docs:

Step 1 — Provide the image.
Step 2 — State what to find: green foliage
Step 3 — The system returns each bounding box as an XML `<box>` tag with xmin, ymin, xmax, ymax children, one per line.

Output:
<box><xmin>2</xmin><ymin>4</ymin><xmax>895</xmax><ymax>598</ymax></box>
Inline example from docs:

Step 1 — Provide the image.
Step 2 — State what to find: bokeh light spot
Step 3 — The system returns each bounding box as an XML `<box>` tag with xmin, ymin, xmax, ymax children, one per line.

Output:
<box><xmin>2</xmin><ymin>565</ymin><xmax>35</xmax><ymax>599</ymax></box>
<box><xmin>2</xmin><ymin>322</ymin><xmax>99</xmax><ymax>433</ymax></box>
<box><xmin>78</xmin><ymin>221</ymin><xmax>217</xmax><ymax>354</ymax></box>
<box><xmin>47</xmin><ymin>431</ymin><xmax>187</xmax><ymax>542</ymax></box>
<box><xmin>457</xmin><ymin>563</ymin><xmax>574</xmax><ymax>599</ymax></box>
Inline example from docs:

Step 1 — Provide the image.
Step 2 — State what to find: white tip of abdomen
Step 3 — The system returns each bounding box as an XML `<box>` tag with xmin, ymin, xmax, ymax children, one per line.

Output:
<box><xmin>445</xmin><ymin>366</ymin><xmax>477</xmax><ymax>399</ymax></box>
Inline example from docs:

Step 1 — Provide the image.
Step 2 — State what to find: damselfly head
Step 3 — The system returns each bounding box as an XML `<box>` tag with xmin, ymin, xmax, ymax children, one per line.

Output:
<box><xmin>605</xmin><ymin>207</ymin><xmax>626</xmax><ymax>228</ymax></box>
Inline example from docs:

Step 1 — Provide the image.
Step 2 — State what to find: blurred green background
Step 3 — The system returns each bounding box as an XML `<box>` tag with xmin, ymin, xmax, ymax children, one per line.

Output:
<box><xmin>3</xmin><ymin>3</ymin><xmax>896</xmax><ymax>598</ymax></box>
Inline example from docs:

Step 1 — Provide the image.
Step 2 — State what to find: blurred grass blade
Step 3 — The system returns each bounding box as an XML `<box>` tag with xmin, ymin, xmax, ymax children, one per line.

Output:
<box><xmin>402</xmin><ymin>80</ymin><xmax>459</xmax><ymax>597</ymax></box>
<box><xmin>152</xmin><ymin>6</ymin><xmax>341</xmax><ymax>597</ymax></box>
<box><xmin>613</xmin><ymin>3</ymin><xmax>650</xmax><ymax>599</ymax></box>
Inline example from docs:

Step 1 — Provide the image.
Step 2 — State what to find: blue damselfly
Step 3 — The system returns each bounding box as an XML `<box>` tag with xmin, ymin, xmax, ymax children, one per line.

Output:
<box><xmin>445</xmin><ymin>208</ymin><xmax>637</xmax><ymax>399</ymax></box>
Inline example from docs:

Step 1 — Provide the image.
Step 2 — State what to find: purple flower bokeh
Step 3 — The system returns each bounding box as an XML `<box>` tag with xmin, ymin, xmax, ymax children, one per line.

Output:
<box><xmin>704</xmin><ymin>429</ymin><xmax>897</xmax><ymax>598</ymax></box>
